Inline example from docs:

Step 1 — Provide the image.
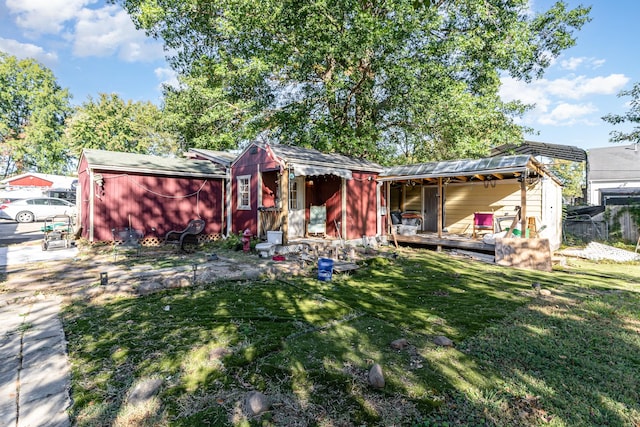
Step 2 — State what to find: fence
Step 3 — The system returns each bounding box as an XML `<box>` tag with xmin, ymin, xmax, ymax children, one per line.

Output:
<box><xmin>563</xmin><ymin>206</ymin><xmax>640</xmax><ymax>243</ymax></box>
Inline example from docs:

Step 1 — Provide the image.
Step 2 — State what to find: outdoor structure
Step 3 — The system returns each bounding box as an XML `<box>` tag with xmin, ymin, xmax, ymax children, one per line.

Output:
<box><xmin>77</xmin><ymin>149</ymin><xmax>228</xmax><ymax>243</ymax></box>
<box><xmin>587</xmin><ymin>143</ymin><xmax>640</xmax><ymax>206</ymax></box>
<box><xmin>0</xmin><ymin>173</ymin><xmax>77</xmax><ymax>200</ymax></box>
<box><xmin>229</xmin><ymin>142</ymin><xmax>384</xmax><ymax>243</ymax></box>
<box><xmin>379</xmin><ymin>155</ymin><xmax>564</xmax><ymax>250</ymax></box>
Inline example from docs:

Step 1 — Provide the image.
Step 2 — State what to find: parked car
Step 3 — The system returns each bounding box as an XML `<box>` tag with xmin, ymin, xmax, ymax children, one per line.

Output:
<box><xmin>0</xmin><ymin>197</ymin><xmax>77</xmax><ymax>223</ymax></box>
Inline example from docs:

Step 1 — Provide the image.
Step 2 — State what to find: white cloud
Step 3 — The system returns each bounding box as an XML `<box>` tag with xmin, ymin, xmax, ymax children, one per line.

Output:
<box><xmin>500</xmin><ymin>73</ymin><xmax>630</xmax><ymax>128</ymax></box>
<box><xmin>0</xmin><ymin>38</ymin><xmax>58</xmax><ymax>65</ymax></box>
<box><xmin>560</xmin><ymin>56</ymin><xmax>606</xmax><ymax>71</ymax></box>
<box><xmin>539</xmin><ymin>102</ymin><xmax>597</xmax><ymax>126</ymax></box>
<box><xmin>154</xmin><ymin>67</ymin><xmax>179</xmax><ymax>89</ymax></box>
<box><xmin>73</xmin><ymin>5</ymin><xmax>165</xmax><ymax>62</ymax></box>
<box><xmin>6</xmin><ymin>0</ymin><xmax>95</xmax><ymax>35</ymax></box>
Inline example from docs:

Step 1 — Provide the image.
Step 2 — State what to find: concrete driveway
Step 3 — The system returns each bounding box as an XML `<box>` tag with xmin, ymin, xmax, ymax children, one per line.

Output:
<box><xmin>0</xmin><ymin>220</ymin><xmax>77</xmax><ymax>267</ymax></box>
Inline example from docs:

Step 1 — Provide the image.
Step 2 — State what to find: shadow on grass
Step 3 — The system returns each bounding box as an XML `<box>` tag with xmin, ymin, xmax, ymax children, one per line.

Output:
<box><xmin>61</xmin><ymin>249</ymin><xmax>640</xmax><ymax>426</ymax></box>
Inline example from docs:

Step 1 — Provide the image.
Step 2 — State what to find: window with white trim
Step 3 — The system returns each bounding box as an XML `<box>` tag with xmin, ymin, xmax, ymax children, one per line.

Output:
<box><xmin>237</xmin><ymin>175</ymin><xmax>251</xmax><ymax>210</ymax></box>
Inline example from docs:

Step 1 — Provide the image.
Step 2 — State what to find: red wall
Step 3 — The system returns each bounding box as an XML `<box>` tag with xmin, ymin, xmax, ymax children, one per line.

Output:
<box><xmin>79</xmin><ymin>156</ymin><xmax>224</xmax><ymax>242</ymax></box>
<box><xmin>232</xmin><ymin>145</ymin><xmax>280</xmax><ymax>235</ymax></box>
<box><xmin>346</xmin><ymin>172</ymin><xmax>379</xmax><ymax>239</ymax></box>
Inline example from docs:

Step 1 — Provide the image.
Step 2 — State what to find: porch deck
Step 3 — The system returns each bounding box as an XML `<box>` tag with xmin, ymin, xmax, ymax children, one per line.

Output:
<box><xmin>392</xmin><ymin>231</ymin><xmax>495</xmax><ymax>253</ymax></box>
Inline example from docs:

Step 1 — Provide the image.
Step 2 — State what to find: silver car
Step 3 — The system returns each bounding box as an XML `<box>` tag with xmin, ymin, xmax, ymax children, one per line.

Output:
<box><xmin>0</xmin><ymin>197</ymin><xmax>77</xmax><ymax>223</ymax></box>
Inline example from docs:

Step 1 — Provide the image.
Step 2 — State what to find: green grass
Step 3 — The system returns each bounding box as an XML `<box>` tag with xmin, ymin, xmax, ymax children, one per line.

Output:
<box><xmin>61</xmin><ymin>250</ymin><xmax>640</xmax><ymax>426</ymax></box>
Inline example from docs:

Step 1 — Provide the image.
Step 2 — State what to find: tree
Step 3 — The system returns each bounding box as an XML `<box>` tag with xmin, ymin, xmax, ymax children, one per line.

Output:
<box><xmin>602</xmin><ymin>82</ymin><xmax>640</xmax><ymax>144</ymax></box>
<box><xmin>117</xmin><ymin>0</ymin><xmax>590</xmax><ymax>163</ymax></box>
<box><xmin>65</xmin><ymin>93</ymin><xmax>178</xmax><ymax>157</ymax></box>
<box><xmin>162</xmin><ymin>70</ymin><xmax>256</xmax><ymax>152</ymax></box>
<box><xmin>0</xmin><ymin>52</ymin><xmax>72</xmax><ymax>175</ymax></box>
<box><xmin>547</xmin><ymin>159</ymin><xmax>585</xmax><ymax>204</ymax></box>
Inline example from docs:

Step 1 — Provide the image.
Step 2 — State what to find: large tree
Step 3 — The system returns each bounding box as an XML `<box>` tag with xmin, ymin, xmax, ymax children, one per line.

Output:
<box><xmin>117</xmin><ymin>0</ymin><xmax>590</xmax><ymax>163</ymax></box>
<box><xmin>602</xmin><ymin>82</ymin><xmax>640</xmax><ymax>144</ymax></box>
<box><xmin>0</xmin><ymin>52</ymin><xmax>72</xmax><ymax>176</ymax></box>
<box><xmin>65</xmin><ymin>93</ymin><xmax>178</xmax><ymax>157</ymax></box>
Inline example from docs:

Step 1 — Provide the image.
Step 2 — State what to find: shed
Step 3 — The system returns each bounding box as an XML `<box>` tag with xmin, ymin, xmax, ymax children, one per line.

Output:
<box><xmin>379</xmin><ymin>155</ymin><xmax>564</xmax><ymax>250</ymax></box>
<box><xmin>77</xmin><ymin>149</ymin><xmax>229</xmax><ymax>243</ymax></box>
<box><xmin>230</xmin><ymin>142</ymin><xmax>383</xmax><ymax>243</ymax></box>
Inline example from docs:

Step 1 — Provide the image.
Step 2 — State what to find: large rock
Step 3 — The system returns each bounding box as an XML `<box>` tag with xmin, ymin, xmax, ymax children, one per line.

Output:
<box><xmin>127</xmin><ymin>378</ymin><xmax>162</xmax><ymax>406</ymax></box>
<box><xmin>368</xmin><ymin>363</ymin><xmax>385</xmax><ymax>389</ymax></box>
<box><xmin>433</xmin><ymin>336</ymin><xmax>454</xmax><ymax>347</ymax></box>
<box><xmin>390</xmin><ymin>338</ymin><xmax>409</xmax><ymax>350</ymax></box>
<box><xmin>245</xmin><ymin>391</ymin><xmax>271</xmax><ymax>416</ymax></box>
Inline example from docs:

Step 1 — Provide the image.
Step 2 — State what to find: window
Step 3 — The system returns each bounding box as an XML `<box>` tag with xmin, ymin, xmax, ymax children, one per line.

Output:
<box><xmin>237</xmin><ymin>175</ymin><xmax>251</xmax><ymax>210</ymax></box>
<box><xmin>289</xmin><ymin>181</ymin><xmax>298</xmax><ymax>210</ymax></box>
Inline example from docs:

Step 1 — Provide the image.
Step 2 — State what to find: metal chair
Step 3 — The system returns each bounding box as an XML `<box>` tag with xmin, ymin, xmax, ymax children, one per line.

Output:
<box><xmin>163</xmin><ymin>219</ymin><xmax>206</xmax><ymax>251</ymax></box>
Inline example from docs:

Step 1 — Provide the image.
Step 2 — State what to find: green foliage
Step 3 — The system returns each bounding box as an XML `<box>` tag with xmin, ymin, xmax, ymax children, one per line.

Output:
<box><xmin>64</xmin><ymin>93</ymin><xmax>178</xmax><ymax>157</ymax></box>
<box><xmin>0</xmin><ymin>52</ymin><xmax>72</xmax><ymax>175</ymax></box>
<box><xmin>602</xmin><ymin>82</ymin><xmax>640</xmax><ymax>144</ymax></box>
<box><xmin>117</xmin><ymin>0</ymin><xmax>590</xmax><ymax>162</ymax></box>
<box><xmin>547</xmin><ymin>158</ymin><xmax>585</xmax><ymax>202</ymax></box>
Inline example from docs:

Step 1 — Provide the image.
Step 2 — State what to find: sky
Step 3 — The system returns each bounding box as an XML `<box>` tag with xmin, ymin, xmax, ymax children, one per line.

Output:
<box><xmin>0</xmin><ymin>0</ymin><xmax>638</xmax><ymax>152</ymax></box>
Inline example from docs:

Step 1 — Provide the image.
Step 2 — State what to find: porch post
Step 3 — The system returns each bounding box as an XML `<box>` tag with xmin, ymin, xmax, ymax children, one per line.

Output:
<box><xmin>257</xmin><ymin>163</ymin><xmax>262</xmax><ymax>238</ymax></box>
<box><xmin>437</xmin><ymin>177</ymin><xmax>443</xmax><ymax>239</ymax></box>
<box><xmin>281</xmin><ymin>167</ymin><xmax>289</xmax><ymax>244</ymax></box>
<box><xmin>520</xmin><ymin>174</ymin><xmax>528</xmax><ymax>238</ymax></box>
<box><xmin>225</xmin><ymin>168</ymin><xmax>232</xmax><ymax>237</ymax></box>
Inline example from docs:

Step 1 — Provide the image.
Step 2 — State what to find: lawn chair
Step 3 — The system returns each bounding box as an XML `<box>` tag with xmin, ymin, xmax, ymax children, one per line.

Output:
<box><xmin>163</xmin><ymin>219</ymin><xmax>206</xmax><ymax>251</ymax></box>
<box><xmin>112</xmin><ymin>227</ymin><xmax>144</xmax><ymax>261</ymax></box>
<box><xmin>472</xmin><ymin>212</ymin><xmax>494</xmax><ymax>238</ymax></box>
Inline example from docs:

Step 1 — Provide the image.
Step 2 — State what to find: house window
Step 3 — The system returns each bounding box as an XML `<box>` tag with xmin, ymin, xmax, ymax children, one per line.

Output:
<box><xmin>290</xmin><ymin>181</ymin><xmax>298</xmax><ymax>210</ymax></box>
<box><xmin>237</xmin><ymin>175</ymin><xmax>251</xmax><ymax>210</ymax></box>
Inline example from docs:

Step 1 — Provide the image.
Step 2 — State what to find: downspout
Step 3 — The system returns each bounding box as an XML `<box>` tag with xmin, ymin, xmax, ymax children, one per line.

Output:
<box><xmin>376</xmin><ymin>180</ymin><xmax>382</xmax><ymax>237</ymax></box>
<box><xmin>280</xmin><ymin>165</ymin><xmax>289</xmax><ymax>244</ymax></box>
<box><xmin>89</xmin><ymin>169</ymin><xmax>95</xmax><ymax>242</ymax></box>
<box><xmin>257</xmin><ymin>163</ymin><xmax>262</xmax><ymax>238</ymax></box>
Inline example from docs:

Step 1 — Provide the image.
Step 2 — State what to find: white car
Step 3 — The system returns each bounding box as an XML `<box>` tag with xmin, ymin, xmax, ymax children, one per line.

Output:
<box><xmin>0</xmin><ymin>197</ymin><xmax>77</xmax><ymax>223</ymax></box>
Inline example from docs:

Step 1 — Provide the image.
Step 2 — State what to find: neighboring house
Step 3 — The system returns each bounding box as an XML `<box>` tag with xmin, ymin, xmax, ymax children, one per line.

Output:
<box><xmin>379</xmin><ymin>155</ymin><xmax>564</xmax><ymax>250</ymax></box>
<box><xmin>0</xmin><ymin>172</ymin><xmax>77</xmax><ymax>200</ymax></box>
<box><xmin>587</xmin><ymin>143</ymin><xmax>640</xmax><ymax>205</ymax></box>
<box><xmin>77</xmin><ymin>149</ymin><xmax>229</xmax><ymax>243</ymax></box>
<box><xmin>229</xmin><ymin>142</ymin><xmax>384</xmax><ymax>242</ymax></box>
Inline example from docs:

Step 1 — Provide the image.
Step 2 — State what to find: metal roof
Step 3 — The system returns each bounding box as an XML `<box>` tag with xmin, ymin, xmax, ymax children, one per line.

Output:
<box><xmin>380</xmin><ymin>155</ymin><xmax>540</xmax><ymax>181</ymax></box>
<box><xmin>81</xmin><ymin>149</ymin><xmax>228</xmax><ymax>178</ymax></box>
<box><xmin>256</xmin><ymin>142</ymin><xmax>384</xmax><ymax>172</ymax></box>
<box><xmin>491</xmin><ymin>140</ymin><xmax>587</xmax><ymax>162</ymax></box>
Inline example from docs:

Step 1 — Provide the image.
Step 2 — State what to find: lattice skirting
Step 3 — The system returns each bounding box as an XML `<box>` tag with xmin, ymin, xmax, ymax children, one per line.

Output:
<box><xmin>109</xmin><ymin>233</ymin><xmax>224</xmax><ymax>247</ymax></box>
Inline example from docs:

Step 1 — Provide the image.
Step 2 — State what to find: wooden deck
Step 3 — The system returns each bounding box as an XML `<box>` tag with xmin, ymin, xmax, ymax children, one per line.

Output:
<box><xmin>392</xmin><ymin>231</ymin><xmax>495</xmax><ymax>253</ymax></box>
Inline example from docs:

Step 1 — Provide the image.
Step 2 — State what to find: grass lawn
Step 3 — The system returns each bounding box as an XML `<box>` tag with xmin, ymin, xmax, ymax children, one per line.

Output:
<box><xmin>61</xmin><ymin>248</ymin><xmax>640</xmax><ymax>426</ymax></box>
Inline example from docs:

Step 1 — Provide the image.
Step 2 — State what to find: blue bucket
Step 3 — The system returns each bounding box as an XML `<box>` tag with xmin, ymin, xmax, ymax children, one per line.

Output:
<box><xmin>317</xmin><ymin>257</ymin><xmax>334</xmax><ymax>281</ymax></box>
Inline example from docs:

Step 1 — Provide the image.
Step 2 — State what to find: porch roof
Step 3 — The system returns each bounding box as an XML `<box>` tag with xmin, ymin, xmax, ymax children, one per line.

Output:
<box><xmin>379</xmin><ymin>155</ymin><xmax>554</xmax><ymax>183</ymax></box>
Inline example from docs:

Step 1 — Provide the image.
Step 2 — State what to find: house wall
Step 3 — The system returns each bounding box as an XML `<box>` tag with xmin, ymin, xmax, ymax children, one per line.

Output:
<box><xmin>232</xmin><ymin>145</ymin><xmax>280</xmax><ymax>235</ymax></box>
<box><xmin>345</xmin><ymin>172</ymin><xmax>379</xmax><ymax>239</ymax></box>
<box><xmin>79</xmin><ymin>161</ymin><xmax>224</xmax><ymax>242</ymax></box>
<box><xmin>588</xmin><ymin>180</ymin><xmax>640</xmax><ymax>205</ymax></box>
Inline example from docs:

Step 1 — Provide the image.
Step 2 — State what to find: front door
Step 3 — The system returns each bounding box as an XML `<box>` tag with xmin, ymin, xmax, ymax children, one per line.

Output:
<box><xmin>423</xmin><ymin>187</ymin><xmax>438</xmax><ymax>232</ymax></box>
<box><xmin>288</xmin><ymin>176</ymin><xmax>305</xmax><ymax>238</ymax></box>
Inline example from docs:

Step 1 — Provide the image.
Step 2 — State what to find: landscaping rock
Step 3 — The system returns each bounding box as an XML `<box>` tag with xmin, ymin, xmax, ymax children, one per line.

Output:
<box><xmin>539</xmin><ymin>289</ymin><xmax>552</xmax><ymax>296</ymax></box>
<box><xmin>245</xmin><ymin>391</ymin><xmax>271</xmax><ymax>416</ymax></box>
<box><xmin>163</xmin><ymin>276</ymin><xmax>191</xmax><ymax>289</ymax></box>
<box><xmin>368</xmin><ymin>363</ymin><xmax>385</xmax><ymax>389</ymax></box>
<box><xmin>136</xmin><ymin>281</ymin><xmax>164</xmax><ymax>295</ymax></box>
<box><xmin>433</xmin><ymin>335</ymin><xmax>454</xmax><ymax>347</ymax></box>
<box><xmin>390</xmin><ymin>338</ymin><xmax>409</xmax><ymax>350</ymax></box>
<box><xmin>127</xmin><ymin>378</ymin><xmax>162</xmax><ymax>406</ymax></box>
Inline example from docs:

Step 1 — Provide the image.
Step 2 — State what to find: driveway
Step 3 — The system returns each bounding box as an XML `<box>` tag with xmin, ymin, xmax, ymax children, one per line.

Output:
<box><xmin>0</xmin><ymin>220</ymin><xmax>77</xmax><ymax>268</ymax></box>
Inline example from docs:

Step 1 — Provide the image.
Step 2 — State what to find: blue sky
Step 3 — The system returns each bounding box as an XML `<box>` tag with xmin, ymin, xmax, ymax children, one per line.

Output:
<box><xmin>0</xmin><ymin>0</ymin><xmax>637</xmax><ymax>152</ymax></box>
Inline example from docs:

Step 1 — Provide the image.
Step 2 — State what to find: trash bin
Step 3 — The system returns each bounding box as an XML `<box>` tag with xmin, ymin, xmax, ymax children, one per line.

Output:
<box><xmin>317</xmin><ymin>257</ymin><xmax>334</xmax><ymax>281</ymax></box>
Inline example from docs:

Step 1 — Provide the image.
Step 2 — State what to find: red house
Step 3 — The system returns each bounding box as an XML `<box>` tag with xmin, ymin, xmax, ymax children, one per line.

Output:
<box><xmin>227</xmin><ymin>142</ymin><xmax>384</xmax><ymax>243</ymax></box>
<box><xmin>77</xmin><ymin>149</ymin><xmax>229</xmax><ymax>243</ymax></box>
